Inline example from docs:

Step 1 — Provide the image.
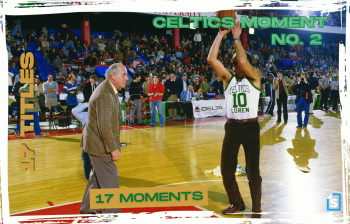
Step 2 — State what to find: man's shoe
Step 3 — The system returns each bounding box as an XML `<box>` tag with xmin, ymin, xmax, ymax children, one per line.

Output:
<box><xmin>221</xmin><ymin>203</ymin><xmax>245</xmax><ymax>215</ymax></box>
<box><xmin>35</xmin><ymin>134</ymin><xmax>46</xmax><ymax>137</ymax></box>
<box><xmin>148</xmin><ymin>124</ymin><xmax>155</xmax><ymax>127</ymax></box>
<box><xmin>129</xmin><ymin>123</ymin><xmax>133</xmax><ymax>127</ymax></box>
<box><xmin>13</xmin><ymin>129</ymin><xmax>20</xmax><ymax>138</ymax></box>
<box><xmin>302</xmin><ymin>125</ymin><xmax>307</xmax><ymax>128</ymax></box>
<box><xmin>284</xmin><ymin>121</ymin><xmax>287</xmax><ymax>124</ymax></box>
<box><xmin>276</xmin><ymin>120</ymin><xmax>281</xmax><ymax>123</ymax></box>
<box><xmin>160</xmin><ymin>125</ymin><xmax>164</xmax><ymax>127</ymax></box>
<box><xmin>251</xmin><ymin>214</ymin><xmax>261</xmax><ymax>218</ymax></box>
<box><xmin>80</xmin><ymin>210</ymin><xmax>102</xmax><ymax>215</ymax></box>
<box><xmin>296</xmin><ymin>125</ymin><xmax>302</xmax><ymax>128</ymax></box>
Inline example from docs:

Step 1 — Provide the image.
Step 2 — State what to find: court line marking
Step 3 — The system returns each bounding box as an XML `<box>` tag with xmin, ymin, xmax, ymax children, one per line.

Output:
<box><xmin>195</xmin><ymin>206</ymin><xmax>225</xmax><ymax>218</ymax></box>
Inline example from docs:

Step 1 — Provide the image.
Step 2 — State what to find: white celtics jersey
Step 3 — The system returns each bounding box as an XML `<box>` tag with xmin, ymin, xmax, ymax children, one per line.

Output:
<box><xmin>224</xmin><ymin>73</ymin><xmax>261</xmax><ymax>119</ymax></box>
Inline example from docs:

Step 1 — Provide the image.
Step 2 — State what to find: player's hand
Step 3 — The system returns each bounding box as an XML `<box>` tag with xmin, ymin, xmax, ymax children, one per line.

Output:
<box><xmin>70</xmin><ymin>91</ymin><xmax>75</xmax><ymax>94</ymax></box>
<box><xmin>218</xmin><ymin>29</ymin><xmax>231</xmax><ymax>36</ymax></box>
<box><xmin>111</xmin><ymin>149</ymin><xmax>121</xmax><ymax>161</ymax></box>
<box><xmin>231</xmin><ymin>21</ymin><xmax>242</xmax><ymax>39</ymax></box>
<box><xmin>275</xmin><ymin>80</ymin><xmax>279</xmax><ymax>85</ymax></box>
<box><xmin>131</xmin><ymin>101</ymin><xmax>135</xmax><ymax>105</ymax></box>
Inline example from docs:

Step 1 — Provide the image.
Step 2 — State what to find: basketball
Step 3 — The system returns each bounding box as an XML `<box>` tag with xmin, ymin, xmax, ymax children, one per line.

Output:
<box><xmin>141</xmin><ymin>106</ymin><xmax>146</xmax><ymax>112</ymax></box>
<box><xmin>216</xmin><ymin>10</ymin><xmax>237</xmax><ymax>30</ymax></box>
<box><xmin>142</xmin><ymin>114</ymin><xmax>147</xmax><ymax>120</ymax></box>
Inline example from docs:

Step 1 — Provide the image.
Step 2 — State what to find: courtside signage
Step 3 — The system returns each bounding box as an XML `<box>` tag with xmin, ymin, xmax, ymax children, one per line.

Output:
<box><xmin>90</xmin><ymin>186</ymin><xmax>208</xmax><ymax>209</ymax></box>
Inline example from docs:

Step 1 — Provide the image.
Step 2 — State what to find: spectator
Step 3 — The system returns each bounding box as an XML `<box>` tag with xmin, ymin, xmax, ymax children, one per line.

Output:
<box><xmin>147</xmin><ymin>74</ymin><xmax>165</xmax><ymax>127</ymax></box>
<box><xmin>57</xmin><ymin>64</ymin><xmax>67</xmax><ymax>77</ymax></box>
<box><xmin>41</xmin><ymin>37</ymin><xmax>50</xmax><ymax>54</ymax></box>
<box><xmin>199</xmin><ymin>78</ymin><xmax>210</xmax><ymax>98</ymax></box>
<box><xmin>97</xmin><ymin>39</ymin><xmax>106</xmax><ymax>57</ymax></box>
<box><xmin>57</xmin><ymin>71</ymin><xmax>66</xmax><ymax>84</ymax></box>
<box><xmin>29</xmin><ymin>29</ymin><xmax>37</xmax><ymax>43</ymax></box>
<box><xmin>12</xmin><ymin>25</ymin><xmax>21</xmax><ymax>36</ymax></box>
<box><xmin>83</xmin><ymin>75</ymin><xmax>97</xmax><ymax>103</ymax></box>
<box><xmin>114</xmin><ymin>49</ymin><xmax>123</xmax><ymax>63</ymax></box>
<box><xmin>8</xmin><ymin>72</ymin><xmax>14</xmax><ymax>93</ymax></box>
<box><xmin>52</xmin><ymin>55</ymin><xmax>62</xmax><ymax>72</ymax></box>
<box><xmin>293</xmin><ymin>73</ymin><xmax>312</xmax><ymax>128</ymax></box>
<box><xmin>13</xmin><ymin>79</ymin><xmax>46</xmax><ymax>138</ymax></box>
<box><xmin>129</xmin><ymin>73</ymin><xmax>144</xmax><ymax>126</ymax></box>
<box><xmin>177</xmin><ymin>74</ymin><xmax>189</xmax><ymax>98</ymax></box>
<box><xmin>165</xmin><ymin>73</ymin><xmax>179</xmax><ymax>119</ymax></box>
<box><xmin>90</xmin><ymin>39</ymin><xmax>98</xmax><ymax>51</ymax></box>
<box><xmin>13</xmin><ymin>32</ymin><xmax>22</xmax><ymax>45</ymax></box>
<box><xmin>48</xmin><ymin>32</ymin><xmax>55</xmax><ymax>41</ymax></box>
<box><xmin>160</xmin><ymin>43</ymin><xmax>169</xmax><ymax>54</ymax></box>
<box><xmin>330</xmin><ymin>75</ymin><xmax>339</xmax><ymax>111</ymax></box>
<box><xmin>193</xmin><ymin>77</ymin><xmax>200</xmax><ymax>92</ymax></box>
<box><xmin>124</xmin><ymin>50</ymin><xmax>134</xmax><ymax>65</ymax></box>
<box><xmin>273</xmin><ymin>70</ymin><xmax>295</xmax><ymax>123</ymax></box>
<box><xmin>76</xmin><ymin>70</ymin><xmax>84</xmax><ymax>91</ymax></box>
<box><xmin>75</xmin><ymin>40</ymin><xmax>82</xmax><ymax>54</ymax></box>
<box><xmin>206</xmin><ymin>86</ymin><xmax>216</xmax><ymax>100</ymax></box>
<box><xmin>180</xmin><ymin>85</ymin><xmax>195</xmax><ymax>101</ymax></box>
<box><xmin>122</xmin><ymin>36</ymin><xmax>131</xmax><ymax>50</ymax></box>
<box><xmin>133</xmin><ymin>57</ymin><xmax>140</xmax><ymax>68</ymax></box>
<box><xmin>66</xmin><ymin>38</ymin><xmax>75</xmax><ymax>59</ymax></box>
<box><xmin>63</xmin><ymin>72</ymin><xmax>78</xmax><ymax>106</ymax></box>
<box><xmin>49</xmin><ymin>37</ymin><xmax>59</xmax><ymax>51</ymax></box>
<box><xmin>49</xmin><ymin>48</ymin><xmax>60</xmax><ymax>64</ymax></box>
<box><xmin>105</xmin><ymin>40</ymin><xmax>113</xmax><ymax>52</ymax></box>
<box><xmin>140</xmin><ymin>67</ymin><xmax>148</xmax><ymax>83</ymax></box>
<box><xmin>55</xmin><ymin>32</ymin><xmax>62</xmax><ymax>43</ymax></box>
<box><xmin>164</xmin><ymin>53</ymin><xmax>171</xmax><ymax>62</ymax></box>
<box><xmin>59</xmin><ymin>39</ymin><xmax>66</xmax><ymax>50</ymax></box>
<box><xmin>85</xmin><ymin>51</ymin><xmax>98</xmax><ymax>67</ymax></box>
<box><xmin>35</xmin><ymin>76</ymin><xmax>45</xmax><ymax>108</ymax></box>
<box><xmin>84</xmin><ymin>64</ymin><xmax>93</xmax><ymax>78</ymax></box>
<box><xmin>307</xmin><ymin>71</ymin><xmax>318</xmax><ymax>114</ymax></box>
<box><xmin>213</xmin><ymin>76</ymin><xmax>224</xmax><ymax>96</ymax></box>
<box><xmin>170</xmin><ymin>53</ymin><xmax>177</xmax><ymax>63</ymax></box>
<box><xmin>43</xmin><ymin>74</ymin><xmax>58</xmax><ymax>109</ymax></box>
<box><xmin>319</xmin><ymin>71</ymin><xmax>330</xmax><ymax>110</ymax></box>
<box><xmin>194</xmin><ymin>30</ymin><xmax>202</xmax><ymax>43</ymax></box>
<box><xmin>9</xmin><ymin>61</ymin><xmax>20</xmax><ymax>83</ymax></box>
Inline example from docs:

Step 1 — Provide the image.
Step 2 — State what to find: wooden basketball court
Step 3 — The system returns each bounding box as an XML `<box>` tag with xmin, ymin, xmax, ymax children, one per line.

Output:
<box><xmin>7</xmin><ymin>110</ymin><xmax>343</xmax><ymax>220</ymax></box>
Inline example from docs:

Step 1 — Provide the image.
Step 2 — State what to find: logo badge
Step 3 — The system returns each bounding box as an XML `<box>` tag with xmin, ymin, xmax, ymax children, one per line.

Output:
<box><xmin>194</xmin><ymin>106</ymin><xmax>201</xmax><ymax>112</ymax></box>
<box><xmin>327</xmin><ymin>193</ymin><xmax>341</xmax><ymax>211</ymax></box>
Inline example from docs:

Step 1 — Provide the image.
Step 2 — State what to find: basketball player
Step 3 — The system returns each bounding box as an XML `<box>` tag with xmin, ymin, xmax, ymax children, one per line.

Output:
<box><xmin>208</xmin><ymin>20</ymin><xmax>262</xmax><ymax>218</ymax></box>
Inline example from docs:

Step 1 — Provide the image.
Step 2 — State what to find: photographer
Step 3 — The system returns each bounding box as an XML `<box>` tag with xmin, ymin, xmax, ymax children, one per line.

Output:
<box><xmin>293</xmin><ymin>73</ymin><xmax>313</xmax><ymax>128</ymax></box>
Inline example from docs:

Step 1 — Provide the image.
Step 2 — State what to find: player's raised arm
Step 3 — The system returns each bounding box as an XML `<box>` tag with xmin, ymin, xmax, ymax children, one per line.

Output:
<box><xmin>231</xmin><ymin>21</ymin><xmax>261</xmax><ymax>86</ymax></box>
<box><xmin>207</xmin><ymin>29</ymin><xmax>232</xmax><ymax>84</ymax></box>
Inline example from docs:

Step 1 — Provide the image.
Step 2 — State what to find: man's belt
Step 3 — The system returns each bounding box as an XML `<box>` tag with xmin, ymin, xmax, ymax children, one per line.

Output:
<box><xmin>227</xmin><ymin>117</ymin><xmax>258</xmax><ymax>123</ymax></box>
